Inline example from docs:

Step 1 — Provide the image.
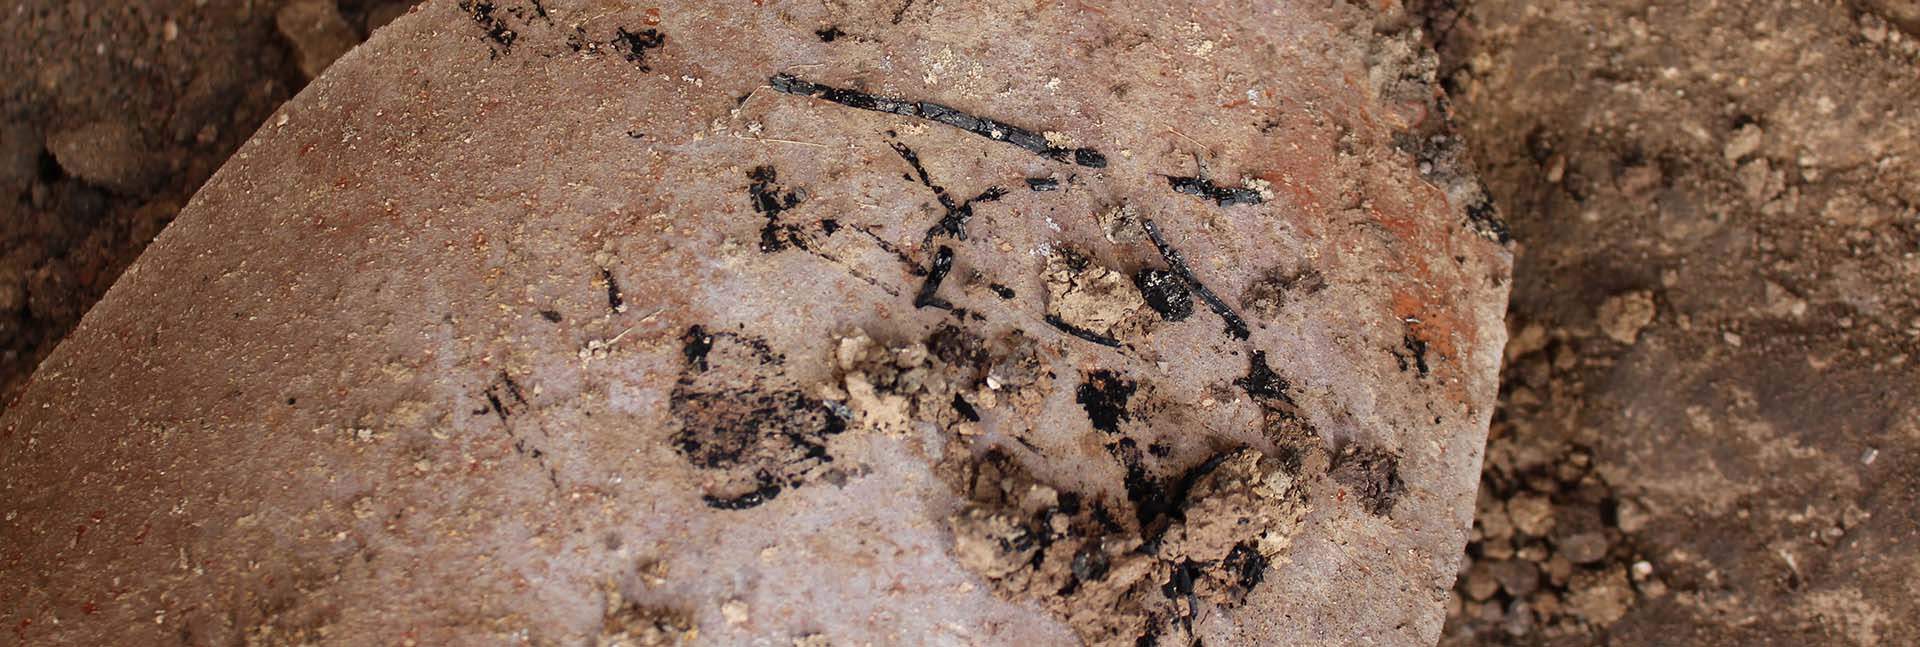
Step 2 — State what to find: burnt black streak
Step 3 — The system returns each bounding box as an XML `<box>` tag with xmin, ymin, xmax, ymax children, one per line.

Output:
<box><xmin>1134</xmin><ymin>268</ymin><xmax>1193</xmax><ymax>322</ymax></box>
<box><xmin>887</xmin><ymin>141</ymin><xmax>1006</xmax><ymax>243</ymax></box>
<box><xmin>769</xmin><ymin>73</ymin><xmax>1108</xmax><ymax>168</ymax></box>
<box><xmin>1235</xmin><ymin>350</ymin><xmax>1293</xmax><ymax>405</ymax></box>
<box><xmin>890</xmin><ymin>140</ymin><xmax>951</xmax><ymax>205</ymax></box>
<box><xmin>612</xmin><ymin>27</ymin><xmax>667</xmax><ymax>71</ymax></box>
<box><xmin>1026</xmin><ymin>177</ymin><xmax>1061</xmax><ymax>191</ymax></box>
<box><xmin>1466</xmin><ymin>192</ymin><xmax>1512</xmax><ymax>243</ymax></box>
<box><xmin>1397</xmin><ymin>334</ymin><xmax>1431</xmax><ymax>376</ymax></box>
<box><xmin>1075</xmin><ymin>370</ymin><xmax>1137</xmax><ymax>434</ymax></box>
<box><xmin>914</xmin><ymin>245</ymin><xmax>957</xmax><ymax>309</ymax></box>
<box><xmin>1044</xmin><ymin>315</ymin><xmax>1122</xmax><ymax>348</ymax></box>
<box><xmin>602</xmin><ymin>268</ymin><xmax>624</xmax><ymax>313</ymax></box>
<box><xmin>749</xmin><ymin>166</ymin><xmax>807</xmax><ymax>253</ymax></box>
<box><xmin>1223</xmin><ymin>541</ymin><xmax>1271</xmax><ymax>592</ymax></box>
<box><xmin>929</xmin><ymin>186</ymin><xmax>1007</xmax><ymax>242</ymax></box>
<box><xmin>1167</xmin><ymin>176</ymin><xmax>1265</xmax><ymax>207</ymax></box>
<box><xmin>703</xmin><ymin>479</ymin><xmax>783</xmax><ymax>510</ymax></box>
<box><xmin>501</xmin><ymin>372</ymin><xmax>528</xmax><ymax>405</ymax></box>
<box><xmin>682</xmin><ymin>325</ymin><xmax>714</xmax><ymax>373</ymax></box>
<box><xmin>853</xmin><ymin>225</ymin><xmax>924</xmax><ymax>273</ymax></box>
<box><xmin>1141</xmin><ymin>218</ymin><xmax>1251</xmax><ymax>340</ymax></box>
<box><xmin>951</xmin><ymin>394</ymin><xmax>981</xmax><ymax>422</ymax></box>
<box><xmin>481</xmin><ymin>372</ymin><xmax>529</xmax><ymax>424</ymax></box>
<box><xmin>458</xmin><ymin>0</ymin><xmax>516</xmax><ymax>53</ymax></box>
<box><xmin>485</xmin><ymin>391</ymin><xmax>509</xmax><ymax>422</ymax></box>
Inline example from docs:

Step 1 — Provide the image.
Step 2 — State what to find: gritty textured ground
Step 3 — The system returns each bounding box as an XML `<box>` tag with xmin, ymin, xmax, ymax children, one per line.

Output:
<box><xmin>1421</xmin><ymin>0</ymin><xmax>1920</xmax><ymax>644</ymax></box>
<box><xmin>2</xmin><ymin>0</ymin><xmax>1917</xmax><ymax>645</ymax></box>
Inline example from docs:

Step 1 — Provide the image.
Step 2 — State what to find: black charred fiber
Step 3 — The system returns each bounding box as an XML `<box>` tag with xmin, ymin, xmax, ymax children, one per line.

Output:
<box><xmin>681</xmin><ymin>325</ymin><xmax>715</xmax><ymax>373</ymax></box>
<box><xmin>458</xmin><ymin>1</ymin><xmax>516</xmax><ymax>52</ymax></box>
<box><xmin>1235</xmin><ymin>351</ymin><xmax>1293</xmax><ymax>405</ymax></box>
<box><xmin>1167</xmin><ymin>176</ymin><xmax>1265</xmax><ymax>207</ymax></box>
<box><xmin>1134</xmin><ymin>268</ymin><xmax>1193</xmax><ymax>322</ymax></box>
<box><xmin>928</xmin><ymin>186</ymin><xmax>1007</xmax><ymax>242</ymax></box>
<box><xmin>612</xmin><ymin>28</ymin><xmax>666</xmax><ymax>70</ymax></box>
<box><xmin>703</xmin><ymin>479</ymin><xmax>783</xmax><ymax>510</ymax></box>
<box><xmin>602</xmin><ymin>268</ymin><xmax>625</xmax><ymax>313</ymax></box>
<box><xmin>951</xmin><ymin>394</ymin><xmax>981</xmax><ymax>422</ymax></box>
<box><xmin>1399</xmin><ymin>334</ymin><xmax>1430</xmax><ymax>376</ymax></box>
<box><xmin>1141</xmin><ymin>219</ymin><xmax>1251</xmax><ymax>339</ymax></box>
<box><xmin>915</xmin><ymin>246</ymin><xmax>957</xmax><ymax>309</ymax></box>
<box><xmin>1044</xmin><ymin>315</ymin><xmax>1122</xmax><ymax>348</ymax></box>
<box><xmin>887</xmin><ymin>141</ymin><xmax>1007</xmax><ymax>243</ymax></box>
<box><xmin>770</xmin><ymin>74</ymin><xmax>1107</xmax><ymax>168</ymax></box>
<box><xmin>1075</xmin><ymin>370</ymin><xmax>1137</xmax><ymax>435</ymax></box>
<box><xmin>749</xmin><ymin>166</ymin><xmax>807</xmax><ymax>253</ymax></box>
<box><xmin>1466</xmin><ymin>194</ymin><xmax>1512</xmax><ymax>243</ymax></box>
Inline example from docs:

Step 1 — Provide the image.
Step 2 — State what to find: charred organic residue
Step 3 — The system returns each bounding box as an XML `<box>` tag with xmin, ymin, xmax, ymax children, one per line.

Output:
<box><xmin>1043</xmin><ymin>247</ymin><xmax>1152</xmax><ymax>348</ymax></box>
<box><xmin>944</xmin><ymin>448</ymin><xmax>1314</xmax><ymax>646</ymax></box>
<box><xmin>1141</xmin><ymin>219</ymin><xmax>1251</xmax><ymax>340</ymax></box>
<box><xmin>1236</xmin><ymin>350</ymin><xmax>1318</xmax><ymax>454</ymax></box>
<box><xmin>669</xmin><ymin>327</ymin><xmax>848</xmax><ymax>510</ymax></box>
<box><xmin>1167</xmin><ymin>176</ymin><xmax>1266</xmax><ymax>207</ymax></box>
<box><xmin>681</xmin><ymin>325</ymin><xmax>715</xmax><ymax>373</ymax></box>
<box><xmin>886</xmin><ymin>141</ymin><xmax>1007</xmax><ymax>244</ymax></box>
<box><xmin>927</xmin><ymin>324</ymin><xmax>991</xmax><ymax>378</ymax></box>
<box><xmin>951</xmin><ymin>394</ymin><xmax>982</xmax><ymax>422</ymax></box>
<box><xmin>770</xmin><ymin>74</ymin><xmax>1108</xmax><ymax>167</ymax></box>
<box><xmin>612</xmin><ymin>27</ymin><xmax>667</xmax><ymax>71</ymax></box>
<box><xmin>1045</xmin><ymin>315</ymin><xmax>1123</xmax><ymax>348</ymax></box>
<box><xmin>1134</xmin><ymin>269</ymin><xmax>1193</xmax><ymax>322</ymax></box>
<box><xmin>1234</xmin><ymin>351</ymin><xmax>1292</xmax><ymax>405</ymax></box>
<box><xmin>601</xmin><ymin>268</ymin><xmax>625</xmax><ymax>313</ymax></box>
<box><xmin>1465</xmin><ymin>194</ymin><xmax>1512</xmax><ymax>243</ymax></box>
<box><xmin>1332</xmin><ymin>445</ymin><xmax>1405</xmax><ymax>516</ymax></box>
<box><xmin>1221</xmin><ymin>541</ymin><xmax>1271</xmax><ymax>593</ymax></box>
<box><xmin>479</xmin><ymin>370</ymin><xmax>530</xmax><ymax>423</ymax></box>
<box><xmin>492</xmin><ymin>0</ymin><xmax>552</xmax><ymax>24</ymax></box>
<box><xmin>1394</xmin><ymin>333</ymin><xmax>1431</xmax><ymax>376</ymax></box>
<box><xmin>703</xmin><ymin>480</ymin><xmax>783</xmax><ymax>510</ymax></box>
<box><xmin>1242</xmin><ymin>266</ymin><xmax>1326</xmax><ymax>321</ymax></box>
<box><xmin>830</xmin><ymin>328</ymin><xmax>1040</xmax><ymax>438</ymax></box>
<box><xmin>914</xmin><ymin>245</ymin><xmax>957</xmax><ymax>310</ymax></box>
<box><xmin>458</xmin><ymin>0</ymin><xmax>517</xmax><ymax>54</ymax></box>
<box><xmin>748</xmin><ymin>166</ymin><xmax>808</xmax><ymax>253</ymax></box>
<box><xmin>1075</xmin><ymin>370</ymin><xmax>1137</xmax><ymax>435</ymax></box>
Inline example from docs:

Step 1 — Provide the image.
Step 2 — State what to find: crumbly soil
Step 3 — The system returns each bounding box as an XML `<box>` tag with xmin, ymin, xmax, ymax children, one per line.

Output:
<box><xmin>3</xmin><ymin>0</ymin><xmax>1916</xmax><ymax>645</ymax></box>
<box><xmin>1417</xmin><ymin>0</ymin><xmax>1920</xmax><ymax>644</ymax></box>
